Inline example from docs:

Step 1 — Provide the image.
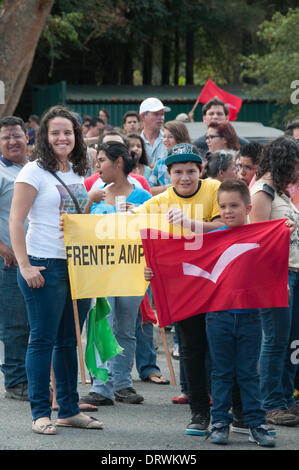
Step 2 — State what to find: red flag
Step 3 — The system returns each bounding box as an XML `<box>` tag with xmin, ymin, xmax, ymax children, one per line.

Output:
<box><xmin>140</xmin><ymin>219</ymin><xmax>289</xmax><ymax>327</ymax></box>
<box><xmin>198</xmin><ymin>78</ymin><xmax>243</xmax><ymax>121</ymax></box>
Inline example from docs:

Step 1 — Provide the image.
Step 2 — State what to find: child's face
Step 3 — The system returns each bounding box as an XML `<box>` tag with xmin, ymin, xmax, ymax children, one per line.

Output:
<box><xmin>129</xmin><ymin>137</ymin><xmax>142</xmax><ymax>160</ymax></box>
<box><xmin>218</xmin><ymin>191</ymin><xmax>251</xmax><ymax>228</ymax></box>
<box><xmin>237</xmin><ymin>156</ymin><xmax>256</xmax><ymax>186</ymax></box>
<box><xmin>168</xmin><ymin>162</ymin><xmax>201</xmax><ymax>196</ymax></box>
<box><xmin>96</xmin><ymin>150</ymin><xmax>117</xmax><ymax>183</ymax></box>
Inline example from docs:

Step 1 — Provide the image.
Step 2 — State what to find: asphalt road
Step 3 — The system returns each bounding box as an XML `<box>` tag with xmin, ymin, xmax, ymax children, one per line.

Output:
<box><xmin>0</xmin><ymin>326</ymin><xmax>298</xmax><ymax>461</ymax></box>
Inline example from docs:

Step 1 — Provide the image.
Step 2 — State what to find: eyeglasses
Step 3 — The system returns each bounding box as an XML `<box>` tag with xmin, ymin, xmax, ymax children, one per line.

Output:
<box><xmin>205</xmin><ymin>134</ymin><xmax>220</xmax><ymax>141</ymax></box>
<box><xmin>0</xmin><ymin>134</ymin><xmax>25</xmax><ymax>141</ymax></box>
<box><xmin>236</xmin><ymin>164</ymin><xmax>254</xmax><ymax>172</ymax></box>
<box><xmin>163</xmin><ymin>134</ymin><xmax>175</xmax><ymax>140</ymax></box>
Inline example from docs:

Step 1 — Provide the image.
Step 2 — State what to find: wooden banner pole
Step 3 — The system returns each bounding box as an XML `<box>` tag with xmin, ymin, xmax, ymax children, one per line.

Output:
<box><xmin>72</xmin><ymin>299</ymin><xmax>86</xmax><ymax>385</ymax></box>
<box><xmin>188</xmin><ymin>98</ymin><xmax>200</xmax><ymax>121</ymax></box>
<box><xmin>160</xmin><ymin>326</ymin><xmax>176</xmax><ymax>386</ymax></box>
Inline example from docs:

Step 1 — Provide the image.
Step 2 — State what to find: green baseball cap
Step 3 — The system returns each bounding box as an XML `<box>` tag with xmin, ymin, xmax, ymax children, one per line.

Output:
<box><xmin>165</xmin><ymin>143</ymin><xmax>202</xmax><ymax>167</ymax></box>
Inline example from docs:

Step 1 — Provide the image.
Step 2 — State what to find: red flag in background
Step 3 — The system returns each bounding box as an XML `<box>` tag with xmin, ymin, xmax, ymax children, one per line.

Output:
<box><xmin>198</xmin><ymin>78</ymin><xmax>243</xmax><ymax>121</ymax></box>
<box><xmin>140</xmin><ymin>219</ymin><xmax>289</xmax><ymax>327</ymax></box>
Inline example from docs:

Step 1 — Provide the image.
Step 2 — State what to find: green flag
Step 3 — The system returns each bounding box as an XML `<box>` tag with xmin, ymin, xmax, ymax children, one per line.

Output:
<box><xmin>85</xmin><ymin>298</ymin><xmax>123</xmax><ymax>382</ymax></box>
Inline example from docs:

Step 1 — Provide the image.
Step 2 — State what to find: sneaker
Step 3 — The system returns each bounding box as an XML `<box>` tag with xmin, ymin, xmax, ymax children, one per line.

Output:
<box><xmin>249</xmin><ymin>425</ymin><xmax>276</xmax><ymax>447</ymax></box>
<box><xmin>266</xmin><ymin>409</ymin><xmax>299</xmax><ymax>426</ymax></box>
<box><xmin>114</xmin><ymin>387</ymin><xmax>144</xmax><ymax>404</ymax></box>
<box><xmin>185</xmin><ymin>412</ymin><xmax>210</xmax><ymax>436</ymax></box>
<box><xmin>79</xmin><ymin>392</ymin><xmax>114</xmax><ymax>406</ymax></box>
<box><xmin>231</xmin><ymin>420</ymin><xmax>276</xmax><ymax>436</ymax></box>
<box><xmin>5</xmin><ymin>382</ymin><xmax>29</xmax><ymax>401</ymax></box>
<box><xmin>207</xmin><ymin>423</ymin><xmax>229</xmax><ymax>445</ymax></box>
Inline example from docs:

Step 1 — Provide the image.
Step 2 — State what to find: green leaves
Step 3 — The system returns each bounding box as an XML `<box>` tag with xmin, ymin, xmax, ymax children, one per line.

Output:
<box><xmin>242</xmin><ymin>8</ymin><xmax>299</xmax><ymax>123</ymax></box>
<box><xmin>41</xmin><ymin>11</ymin><xmax>84</xmax><ymax>76</ymax></box>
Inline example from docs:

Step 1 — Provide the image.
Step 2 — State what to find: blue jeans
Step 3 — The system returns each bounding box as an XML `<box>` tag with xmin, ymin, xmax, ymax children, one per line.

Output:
<box><xmin>206</xmin><ymin>311</ymin><xmax>265</xmax><ymax>427</ymax></box>
<box><xmin>91</xmin><ymin>295</ymin><xmax>142</xmax><ymax>399</ymax></box>
<box><xmin>260</xmin><ymin>270</ymin><xmax>299</xmax><ymax>411</ymax></box>
<box><xmin>17</xmin><ymin>257</ymin><xmax>90</xmax><ymax>421</ymax></box>
<box><xmin>0</xmin><ymin>257</ymin><xmax>29</xmax><ymax>388</ymax></box>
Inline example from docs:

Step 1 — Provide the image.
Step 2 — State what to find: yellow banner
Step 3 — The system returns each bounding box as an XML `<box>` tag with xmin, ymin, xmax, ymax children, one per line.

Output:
<box><xmin>63</xmin><ymin>213</ymin><xmax>181</xmax><ymax>299</ymax></box>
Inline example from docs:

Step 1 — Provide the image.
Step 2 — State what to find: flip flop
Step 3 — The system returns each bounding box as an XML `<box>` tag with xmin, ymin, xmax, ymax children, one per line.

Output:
<box><xmin>144</xmin><ymin>372</ymin><xmax>170</xmax><ymax>385</ymax></box>
<box><xmin>56</xmin><ymin>415</ymin><xmax>103</xmax><ymax>429</ymax></box>
<box><xmin>32</xmin><ymin>420</ymin><xmax>57</xmax><ymax>435</ymax></box>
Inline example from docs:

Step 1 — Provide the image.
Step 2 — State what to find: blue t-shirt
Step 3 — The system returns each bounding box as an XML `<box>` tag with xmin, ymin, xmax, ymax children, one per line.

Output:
<box><xmin>212</xmin><ymin>225</ymin><xmax>259</xmax><ymax>314</ymax></box>
<box><xmin>90</xmin><ymin>186</ymin><xmax>152</xmax><ymax>214</ymax></box>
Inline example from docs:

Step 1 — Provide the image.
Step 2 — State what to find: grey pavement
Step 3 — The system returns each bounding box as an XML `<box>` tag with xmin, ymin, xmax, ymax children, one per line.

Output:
<box><xmin>0</xmin><ymin>326</ymin><xmax>298</xmax><ymax>456</ymax></box>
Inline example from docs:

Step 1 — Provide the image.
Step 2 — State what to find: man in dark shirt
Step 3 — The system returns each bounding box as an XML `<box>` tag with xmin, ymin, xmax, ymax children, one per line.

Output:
<box><xmin>193</xmin><ymin>97</ymin><xmax>248</xmax><ymax>156</ymax></box>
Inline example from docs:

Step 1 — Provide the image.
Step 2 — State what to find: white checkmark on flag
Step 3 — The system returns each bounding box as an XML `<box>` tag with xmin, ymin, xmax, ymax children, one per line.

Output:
<box><xmin>183</xmin><ymin>243</ymin><xmax>260</xmax><ymax>284</ymax></box>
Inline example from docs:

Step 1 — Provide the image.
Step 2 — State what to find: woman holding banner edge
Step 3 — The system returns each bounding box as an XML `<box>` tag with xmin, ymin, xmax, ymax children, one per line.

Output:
<box><xmin>9</xmin><ymin>105</ymin><xmax>103</xmax><ymax>434</ymax></box>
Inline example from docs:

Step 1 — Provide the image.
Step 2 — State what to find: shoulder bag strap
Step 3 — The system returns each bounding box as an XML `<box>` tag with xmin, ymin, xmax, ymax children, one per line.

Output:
<box><xmin>49</xmin><ymin>171</ymin><xmax>82</xmax><ymax>214</ymax></box>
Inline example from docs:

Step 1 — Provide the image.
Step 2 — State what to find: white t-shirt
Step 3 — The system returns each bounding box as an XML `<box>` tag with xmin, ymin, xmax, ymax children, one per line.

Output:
<box><xmin>15</xmin><ymin>160</ymin><xmax>88</xmax><ymax>259</ymax></box>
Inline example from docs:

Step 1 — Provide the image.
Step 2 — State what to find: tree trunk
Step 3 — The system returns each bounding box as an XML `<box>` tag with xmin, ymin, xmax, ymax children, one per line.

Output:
<box><xmin>0</xmin><ymin>0</ymin><xmax>54</xmax><ymax>118</ymax></box>
<box><xmin>185</xmin><ymin>30</ymin><xmax>194</xmax><ymax>85</ymax></box>
<box><xmin>142</xmin><ymin>40</ymin><xmax>153</xmax><ymax>85</ymax></box>
<box><xmin>121</xmin><ymin>43</ymin><xmax>134</xmax><ymax>85</ymax></box>
<box><xmin>173</xmin><ymin>30</ymin><xmax>180</xmax><ymax>86</ymax></box>
<box><xmin>161</xmin><ymin>40</ymin><xmax>171</xmax><ymax>85</ymax></box>
<box><xmin>101</xmin><ymin>41</ymin><xmax>121</xmax><ymax>85</ymax></box>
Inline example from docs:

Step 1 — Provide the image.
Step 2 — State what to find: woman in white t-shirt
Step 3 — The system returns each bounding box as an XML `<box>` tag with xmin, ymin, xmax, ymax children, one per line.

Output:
<box><xmin>9</xmin><ymin>106</ymin><xmax>103</xmax><ymax>434</ymax></box>
<box><xmin>250</xmin><ymin>136</ymin><xmax>299</xmax><ymax>426</ymax></box>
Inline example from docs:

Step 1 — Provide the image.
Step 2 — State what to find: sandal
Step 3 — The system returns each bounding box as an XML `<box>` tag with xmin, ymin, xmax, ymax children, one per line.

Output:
<box><xmin>32</xmin><ymin>419</ymin><xmax>57</xmax><ymax>435</ymax></box>
<box><xmin>143</xmin><ymin>372</ymin><xmax>170</xmax><ymax>385</ymax></box>
<box><xmin>56</xmin><ymin>414</ymin><xmax>103</xmax><ymax>430</ymax></box>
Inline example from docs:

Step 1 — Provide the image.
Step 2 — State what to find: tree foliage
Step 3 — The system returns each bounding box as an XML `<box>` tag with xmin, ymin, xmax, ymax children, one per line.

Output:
<box><xmin>242</xmin><ymin>7</ymin><xmax>299</xmax><ymax>122</ymax></box>
<box><xmin>2</xmin><ymin>0</ymin><xmax>299</xmax><ymax>118</ymax></box>
<box><xmin>32</xmin><ymin>0</ymin><xmax>268</xmax><ymax>87</ymax></box>
<box><xmin>42</xmin><ymin>11</ymin><xmax>84</xmax><ymax>77</ymax></box>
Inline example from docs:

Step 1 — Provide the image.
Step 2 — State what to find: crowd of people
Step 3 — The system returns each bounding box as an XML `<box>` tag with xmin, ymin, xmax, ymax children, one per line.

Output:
<box><xmin>0</xmin><ymin>96</ymin><xmax>298</xmax><ymax>447</ymax></box>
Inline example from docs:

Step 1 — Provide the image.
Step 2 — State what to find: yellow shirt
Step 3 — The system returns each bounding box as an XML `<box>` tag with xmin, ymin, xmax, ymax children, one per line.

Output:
<box><xmin>134</xmin><ymin>179</ymin><xmax>221</xmax><ymax>222</ymax></box>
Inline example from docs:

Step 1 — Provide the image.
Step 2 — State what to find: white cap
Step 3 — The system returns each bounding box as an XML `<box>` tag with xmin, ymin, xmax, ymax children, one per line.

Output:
<box><xmin>139</xmin><ymin>97</ymin><xmax>171</xmax><ymax>114</ymax></box>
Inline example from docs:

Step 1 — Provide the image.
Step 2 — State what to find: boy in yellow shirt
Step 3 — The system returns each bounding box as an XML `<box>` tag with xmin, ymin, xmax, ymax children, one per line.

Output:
<box><xmin>135</xmin><ymin>143</ymin><xmax>223</xmax><ymax>436</ymax></box>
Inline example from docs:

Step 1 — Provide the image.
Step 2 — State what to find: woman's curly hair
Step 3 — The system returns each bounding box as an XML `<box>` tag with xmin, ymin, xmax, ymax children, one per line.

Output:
<box><xmin>256</xmin><ymin>136</ymin><xmax>299</xmax><ymax>196</ymax></box>
<box><xmin>32</xmin><ymin>105</ymin><xmax>88</xmax><ymax>176</ymax></box>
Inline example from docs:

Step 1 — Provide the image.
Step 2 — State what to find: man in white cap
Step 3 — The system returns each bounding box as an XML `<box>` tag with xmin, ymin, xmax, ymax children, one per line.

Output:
<box><xmin>139</xmin><ymin>97</ymin><xmax>171</xmax><ymax>166</ymax></box>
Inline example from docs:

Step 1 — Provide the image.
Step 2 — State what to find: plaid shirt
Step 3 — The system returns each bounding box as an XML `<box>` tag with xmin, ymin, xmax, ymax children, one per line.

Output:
<box><xmin>149</xmin><ymin>158</ymin><xmax>171</xmax><ymax>187</ymax></box>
